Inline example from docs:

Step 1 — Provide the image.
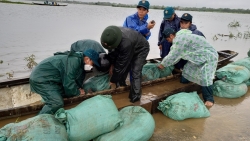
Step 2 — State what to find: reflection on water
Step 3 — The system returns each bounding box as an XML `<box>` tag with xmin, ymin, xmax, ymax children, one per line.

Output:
<box><xmin>150</xmin><ymin>89</ymin><xmax>250</xmax><ymax>141</ymax></box>
<box><xmin>0</xmin><ymin>3</ymin><xmax>250</xmax><ymax>81</ymax></box>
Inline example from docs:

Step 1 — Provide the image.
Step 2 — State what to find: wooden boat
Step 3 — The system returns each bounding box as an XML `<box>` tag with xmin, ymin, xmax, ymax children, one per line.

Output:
<box><xmin>32</xmin><ymin>2</ymin><xmax>67</xmax><ymax>6</ymax></box>
<box><xmin>0</xmin><ymin>50</ymin><xmax>238</xmax><ymax>120</ymax></box>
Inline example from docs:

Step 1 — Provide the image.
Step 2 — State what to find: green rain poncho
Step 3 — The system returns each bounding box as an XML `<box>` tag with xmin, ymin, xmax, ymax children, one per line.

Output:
<box><xmin>161</xmin><ymin>29</ymin><xmax>218</xmax><ymax>86</ymax></box>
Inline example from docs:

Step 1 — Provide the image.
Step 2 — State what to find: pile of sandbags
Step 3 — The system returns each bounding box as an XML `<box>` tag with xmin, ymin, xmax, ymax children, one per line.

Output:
<box><xmin>83</xmin><ymin>73</ymin><xmax>110</xmax><ymax>93</ymax></box>
<box><xmin>0</xmin><ymin>114</ymin><xmax>68</xmax><ymax>141</ymax></box>
<box><xmin>94</xmin><ymin>106</ymin><xmax>155</xmax><ymax>141</ymax></box>
<box><xmin>213</xmin><ymin>80</ymin><xmax>248</xmax><ymax>98</ymax></box>
<box><xmin>157</xmin><ymin>92</ymin><xmax>210</xmax><ymax>121</ymax></box>
<box><xmin>214</xmin><ymin>59</ymin><xmax>250</xmax><ymax>98</ymax></box>
<box><xmin>55</xmin><ymin>95</ymin><xmax>122</xmax><ymax>141</ymax></box>
<box><xmin>231</xmin><ymin>57</ymin><xmax>250</xmax><ymax>86</ymax></box>
<box><xmin>142</xmin><ymin>63</ymin><xmax>174</xmax><ymax>82</ymax></box>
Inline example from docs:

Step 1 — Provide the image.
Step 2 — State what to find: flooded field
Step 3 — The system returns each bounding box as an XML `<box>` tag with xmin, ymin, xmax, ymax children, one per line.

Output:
<box><xmin>1</xmin><ymin>2</ymin><xmax>250</xmax><ymax>140</ymax></box>
<box><xmin>0</xmin><ymin>3</ymin><xmax>250</xmax><ymax>81</ymax></box>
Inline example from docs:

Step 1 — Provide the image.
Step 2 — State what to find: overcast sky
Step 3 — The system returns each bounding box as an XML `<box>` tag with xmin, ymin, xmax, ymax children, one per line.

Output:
<box><xmin>78</xmin><ymin>0</ymin><xmax>249</xmax><ymax>9</ymax></box>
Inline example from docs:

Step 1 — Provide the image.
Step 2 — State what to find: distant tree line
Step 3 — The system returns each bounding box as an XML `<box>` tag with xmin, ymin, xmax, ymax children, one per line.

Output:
<box><xmin>80</xmin><ymin>1</ymin><xmax>250</xmax><ymax>14</ymax></box>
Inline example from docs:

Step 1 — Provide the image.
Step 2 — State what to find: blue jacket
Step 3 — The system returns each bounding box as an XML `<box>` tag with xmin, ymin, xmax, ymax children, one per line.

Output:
<box><xmin>158</xmin><ymin>14</ymin><xmax>180</xmax><ymax>46</ymax></box>
<box><xmin>123</xmin><ymin>12</ymin><xmax>151</xmax><ymax>40</ymax></box>
<box><xmin>188</xmin><ymin>24</ymin><xmax>205</xmax><ymax>38</ymax></box>
<box><xmin>158</xmin><ymin>14</ymin><xmax>180</xmax><ymax>58</ymax></box>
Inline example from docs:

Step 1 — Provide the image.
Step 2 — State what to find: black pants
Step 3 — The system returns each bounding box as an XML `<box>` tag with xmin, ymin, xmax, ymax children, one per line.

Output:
<box><xmin>128</xmin><ymin>46</ymin><xmax>150</xmax><ymax>102</ymax></box>
<box><xmin>180</xmin><ymin>76</ymin><xmax>214</xmax><ymax>103</ymax></box>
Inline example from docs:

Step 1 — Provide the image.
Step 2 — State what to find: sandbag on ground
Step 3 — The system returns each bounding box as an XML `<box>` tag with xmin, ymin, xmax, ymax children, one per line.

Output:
<box><xmin>231</xmin><ymin>57</ymin><xmax>250</xmax><ymax>71</ymax></box>
<box><xmin>83</xmin><ymin>73</ymin><xmax>110</xmax><ymax>93</ymax></box>
<box><xmin>94</xmin><ymin>106</ymin><xmax>155</xmax><ymax>141</ymax></box>
<box><xmin>216</xmin><ymin>64</ymin><xmax>250</xmax><ymax>84</ymax></box>
<box><xmin>157</xmin><ymin>92</ymin><xmax>210</xmax><ymax>121</ymax></box>
<box><xmin>213</xmin><ymin>80</ymin><xmax>248</xmax><ymax>98</ymax></box>
<box><xmin>55</xmin><ymin>95</ymin><xmax>122</xmax><ymax>141</ymax></box>
<box><xmin>0</xmin><ymin>114</ymin><xmax>68</xmax><ymax>141</ymax></box>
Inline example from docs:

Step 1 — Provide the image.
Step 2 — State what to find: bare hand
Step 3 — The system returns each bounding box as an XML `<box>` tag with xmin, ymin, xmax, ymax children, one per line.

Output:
<box><xmin>79</xmin><ymin>88</ymin><xmax>85</xmax><ymax>95</ymax></box>
<box><xmin>109</xmin><ymin>82</ymin><xmax>116</xmax><ymax>89</ymax></box>
<box><xmin>158</xmin><ymin>64</ymin><xmax>165</xmax><ymax>70</ymax></box>
<box><xmin>147</xmin><ymin>21</ymin><xmax>155</xmax><ymax>29</ymax></box>
<box><xmin>159</xmin><ymin>45</ymin><xmax>162</xmax><ymax>50</ymax></box>
<box><xmin>109</xmin><ymin>65</ymin><xmax>114</xmax><ymax>75</ymax></box>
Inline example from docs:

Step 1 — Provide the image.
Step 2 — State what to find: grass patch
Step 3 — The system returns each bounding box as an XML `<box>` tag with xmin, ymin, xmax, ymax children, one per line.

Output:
<box><xmin>0</xmin><ymin>0</ymin><xmax>32</xmax><ymax>5</ymax></box>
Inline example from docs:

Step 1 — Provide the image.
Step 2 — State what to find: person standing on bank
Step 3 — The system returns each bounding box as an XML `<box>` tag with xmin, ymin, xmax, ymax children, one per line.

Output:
<box><xmin>123</xmin><ymin>0</ymin><xmax>155</xmax><ymax>40</ymax></box>
<box><xmin>158</xmin><ymin>28</ymin><xmax>218</xmax><ymax>107</ymax></box>
<box><xmin>174</xmin><ymin>13</ymin><xmax>206</xmax><ymax>70</ymax></box>
<box><xmin>158</xmin><ymin>7</ymin><xmax>180</xmax><ymax>58</ymax></box>
<box><xmin>180</xmin><ymin>13</ymin><xmax>205</xmax><ymax>37</ymax></box>
<box><xmin>100</xmin><ymin>26</ymin><xmax>150</xmax><ymax>103</ymax></box>
<box><xmin>30</xmin><ymin>49</ymin><xmax>100</xmax><ymax>114</ymax></box>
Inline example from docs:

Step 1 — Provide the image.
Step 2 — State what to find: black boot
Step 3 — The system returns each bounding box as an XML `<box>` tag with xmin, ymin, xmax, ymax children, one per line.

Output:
<box><xmin>130</xmin><ymin>94</ymin><xmax>141</xmax><ymax>103</ymax></box>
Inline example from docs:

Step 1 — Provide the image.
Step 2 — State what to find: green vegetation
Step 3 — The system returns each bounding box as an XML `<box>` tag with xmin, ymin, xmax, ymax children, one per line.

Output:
<box><xmin>69</xmin><ymin>1</ymin><xmax>250</xmax><ymax>14</ymax></box>
<box><xmin>24</xmin><ymin>54</ymin><xmax>37</xmax><ymax>70</ymax></box>
<box><xmin>0</xmin><ymin>0</ymin><xmax>31</xmax><ymax>5</ymax></box>
<box><xmin>228</xmin><ymin>20</ymin><xmax>241</xmax><ymax>27</ymax></box>
<box><xmin>6</xmin><ymin>71</ymin><xmax>14</xmax><ymax>79</ymax></box>
<box><xmin>0</xmin><ymin>60</ymin><xmax>3</xmax><ymax>64</ymax></box>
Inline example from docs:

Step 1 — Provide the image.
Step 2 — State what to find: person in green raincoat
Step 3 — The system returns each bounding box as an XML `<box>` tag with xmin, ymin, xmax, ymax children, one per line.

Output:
<box><xmin>70</xmin><ymin>39</ymin><xmax>106</xmax><ymax>54</ymax></box>
<box><xmin>158</xmin><ymin>28</ymin><xmax>218</xmax><ymax>107</ymax></box>
<box><xmin>29</xmin><ymin>49</ymin><xmax>100</xmax><ymax>114</ymax></box>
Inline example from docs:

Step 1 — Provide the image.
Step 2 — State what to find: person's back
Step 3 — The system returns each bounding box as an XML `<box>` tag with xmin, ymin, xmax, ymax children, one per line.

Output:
<box><xmin>30</xmin><ymin>51</ymin><xmax>85</xmax><ymax>98</ymax></box>
<box><xmin>123</xmin><ymin>0</ymin><xmax>155</xmax><ymax>40</ymax></box>
<box><xmin>70</xmin><ymin>39</ymin><xmax>106</xmax><ymax>54</ymax></box>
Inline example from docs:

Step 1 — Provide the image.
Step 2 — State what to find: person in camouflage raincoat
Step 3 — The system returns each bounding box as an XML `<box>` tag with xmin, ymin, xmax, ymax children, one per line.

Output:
<box><xmin>158</xmin><ymin>28</ymin><xmax>218</xmax><ymax>107</ymax></box>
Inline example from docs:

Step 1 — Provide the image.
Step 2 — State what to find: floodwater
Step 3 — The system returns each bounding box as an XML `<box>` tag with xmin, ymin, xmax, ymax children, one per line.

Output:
<box><xmin>0</xmin><ymin>2</ymin><xmax>250</xmax><ymax>81</ymax></box>
<box><xmin>1</xmin><ymin>2</ymin><xmax>250</xmax><ymax>140</ymax></box>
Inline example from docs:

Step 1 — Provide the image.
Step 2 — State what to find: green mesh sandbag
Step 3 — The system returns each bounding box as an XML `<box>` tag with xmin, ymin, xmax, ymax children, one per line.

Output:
<box><xmin>213</xmin><ymin>80</ymin><xmax>248</xmax><ymax>98</ymax></box>
<box><xmin>94</xmin><ymin>106</ymin><xmax>155</xmax><ymax>141</ymax></box>
<box><xmin>231</xmin><ymin>57</ymin><xmax>250</xmax><ymax>71</ymax></box>
<box><xmin>159</xmin><ymin>65</ymin><xmax>174</xmax><ymax>78</ymax></box>
<box><xmin>0</xmin><ymin>114</ymin><xmax>68</xmax><ymax>141</ymax></box>
<box><xmin>216</xmin><ymin>64</ymin><xmax>250</xmax><ymax>84</ymax></box>
<box><xmin>55</xmin><ymin>95</ymin><xmax>122</xmax><ymax>141</ymax></box>
<box><xmin>83</xmin><ymin>73</ymin><xmax>110</xmax><ymax>93</ymax></box>
<box><xmin>142</xmin><ymin>63</ymin><xmax>160</xmax><ymax>81</ymax></box>
<box><xmin>245</xmin><ymin>79</ymin><xmax>250</xmax><ymax>86</ymax></box>
<box><xmin>157</xmin><ymin>92</ymin><xmax>210</xmax><ymax>121</ymax></box>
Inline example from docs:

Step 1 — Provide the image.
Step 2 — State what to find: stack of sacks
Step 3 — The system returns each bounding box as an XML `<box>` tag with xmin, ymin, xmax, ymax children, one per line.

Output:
<box><xmin>231</xmin><ymin>57</ymin><xmax>250</xmax><ymax>86</ymax></box>
<box><xmin>157</xmin><ymin>92</ymin><xmax>210</xmax><ymax>121</ymax></box>
<box><xmin>142</xmin><ymin>63</ymin><xmax>174</xmax><ymax>82</ymax></box>
<box><xmin>214</xmin><ymin>64</ymin><xmax>250</xmax><ymax>98</ymax></box>
<box><xmin>0</xmin><ymin>114</ymin><xmax>68</xmax><ymax>141</ymax></box>
<box><xmin>55</xmin><ymin>95</ymin><xmax>122</xmax><ymax>141</ymax></box>
<box><xmin>94</xmin><ymin>106</ymin><xmax>155</xmax><ymax>141</ymax></box>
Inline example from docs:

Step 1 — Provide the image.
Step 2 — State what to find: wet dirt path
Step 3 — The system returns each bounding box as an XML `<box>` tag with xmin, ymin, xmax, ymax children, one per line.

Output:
<box><xmin>150</xmin><ymin>88</ymin><xmax>250</xmax><ymax>141</ymax></box>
